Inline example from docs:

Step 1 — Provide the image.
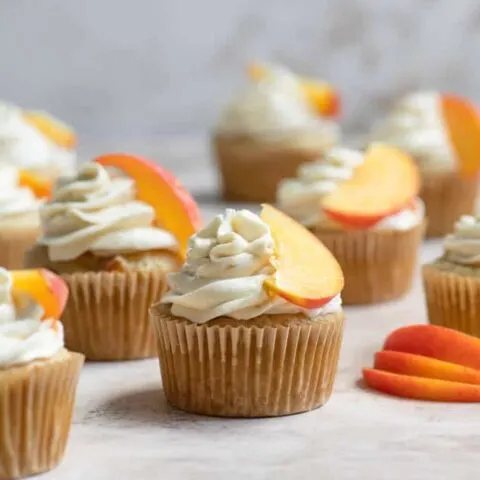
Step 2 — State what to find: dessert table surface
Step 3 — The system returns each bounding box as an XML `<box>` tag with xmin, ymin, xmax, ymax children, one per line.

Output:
<box><xmin>41</xmin><ymin>138</ymin><xmax>476</xmax><ymax>480</ymax></box>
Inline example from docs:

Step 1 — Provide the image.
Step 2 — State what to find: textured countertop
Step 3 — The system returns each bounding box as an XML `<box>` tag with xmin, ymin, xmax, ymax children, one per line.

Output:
<box><xmin>41</xmin><ymin>139</ymin><xmax>477</xmax><ymax>480</ymax></box>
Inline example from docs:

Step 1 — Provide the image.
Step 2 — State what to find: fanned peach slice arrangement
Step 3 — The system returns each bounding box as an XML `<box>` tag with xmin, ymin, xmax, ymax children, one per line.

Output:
<box><xmin>10</xmin><ymin>269</ymin><xmax>69</xmax><ymax>321</ymax></box>
<box><xmin>247</xmin><ymin>62</ymin><xmax>340</xmax><ymax>117</ymax></box>
<box><xmin>95</xmin><ymin>154</ymin><xmax>202</xmax><ymax>258</ymax></box>
<box><xmin>18</xmin><ymin>170</ymin><xmax>52</xmax><ymax>199</ymax></box>
<box><xmin>23</xmin><ymin>111</ymin><xmax>77</xmax><ymax>150</ymax></box>
<box><xmin>261</xmin><ymin>205</ymin><xmax>344</xmax><ymax>308</ymax></box>
<box><xmin>362</xmin><ymin>325</ymin><xmax>480</xmax><ymax>402</ymax></box>
<box><xmin>322</xmin><ymin>144</ymin><xmax>421</xmax><ymax>229</ymax></box>
<box><xmin>441</xmin><ymin>95</ymin><xmax>480</xmax><ymax>178</ymax></box>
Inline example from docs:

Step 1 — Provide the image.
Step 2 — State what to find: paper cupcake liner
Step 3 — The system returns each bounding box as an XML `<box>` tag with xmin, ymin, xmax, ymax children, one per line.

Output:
<box><xmin>0</xmin><ymin>351</ymin><xmax>84</xmax><ymax>479</ymax></box>
<box><xmin>421</xmin><ymin>171</ymin><xmax>478</xmax><ymax>238</ymax></box>
<box><xmin>0</xmin><ymin>225</ymin><xmax>41</xmax><ymax>269</ymax></box>
<box><xmin>61</xmin><ymin>270</ymin><xmax>168</xmax><ymax>361</ymax></box>
<box><xmin>423</xmin><ymin>264</ymin><xmax>480</xmax><ymax>337</ymax></box>
<box><xmin>213</xmin><ymin>134</ymin><xmax>327</xmax><ymax>203</ymax></box>
<box><xmin>314</xmin><ymin>223</ymin><xmax>424</xmax><ymax>305</ymax></box>
<box><xmin>150</xmin><ymin>304</ymin><xmax>344</xmax><ymax>417</ymax></box>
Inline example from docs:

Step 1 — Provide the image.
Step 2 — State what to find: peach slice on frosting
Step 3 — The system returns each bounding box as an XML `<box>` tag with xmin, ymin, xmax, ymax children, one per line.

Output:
<box><xmin>322</xmin><ymin>144</ymin><xmax>420</xmax><ymax>229</ymax></box>
<box><xmin>441</xmin><ymin>94</ymin><xmax>480</xmax><ymax>177</ymax></box>
<box><xmin>95</xmin><ymin>154</ymin><xmax>202</xmax><ymax>258</ymax></box>
<box><xmin>23</xmin><ymin>111</ymin><xmax>77</xmax><ymax>149</ymax></box>
<box><xmin>10</xmin><ymin>269</ymin><xmax>69</xmax><ymax>320</ymax></box>
<box><xmin>18</xmin><ymin>170</ymin><xmax>52</xmax><ymax>199</ymax></box>
<box><xmin>261</xmin><ymin>204</ymin><xmax>343</xmax><ymax>308</ymax></box>
<box><xmin>247</xmin><ymin>62</ymin><xmax>340</xmax><ymax>117</ymax></box>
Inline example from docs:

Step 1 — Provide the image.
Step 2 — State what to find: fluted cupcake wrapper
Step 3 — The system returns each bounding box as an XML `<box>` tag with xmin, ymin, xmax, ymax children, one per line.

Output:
<box><xmin>61</xmin><ymin>270</ymin><xmax>167</xmax><ymax>361</ymax></box>
<box><xmin>0</xmin><ymin>226</ymin><xmax>41</xmax><ymax>270</ymax></box>
<box><xmin>150</xmin><ymin>305</ymin><xmax>344</xmax><ymax>417</ymax></box>
<box><xmin>314</xmin><ymin>223</ymin><xmax>424</xmax><ymax>305</ymax></box>
<box><xmin>421</xmin><ymin>171</ymin><xmax>478</xmax><ymax>238</ymax></box>
<box><xmin>0</xmin><ymin>351</ymin><xmax>84</xmax><ymax>479</ymax></box>
<box><xmin>423</xmin><ymin>264</ymin><xmax>480</xmax><ymax>338</ymax></box>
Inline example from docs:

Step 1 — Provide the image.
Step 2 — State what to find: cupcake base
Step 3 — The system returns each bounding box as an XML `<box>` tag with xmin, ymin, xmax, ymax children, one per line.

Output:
<box><xmin>314</xmin><ymin>223</ymin><xmax>424</xmax><ymax>305</ymax></box>
<box><xmin>0</xmin><ymin>224</ymin><xmax>41</xmax><ymax>269</ymax></box>
<box><xmin>421</xmin><ymin>170</ymin><xmax>477</xmax><ymax>238</ymax></box>
<box><xmin>0</xmin><ymin>350</ymin><xmax>84</xmax><ymax>479</ymax></box>
<box><xmin>150</xmin><ymin>305</ymin><xmax>344</xmax><ymax>417</ymax></box>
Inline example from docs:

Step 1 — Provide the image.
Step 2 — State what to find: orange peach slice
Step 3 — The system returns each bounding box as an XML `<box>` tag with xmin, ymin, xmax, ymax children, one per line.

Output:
<box><xmin>383</xmin><ymin>324</ymin><xmax>480</xmax><ymax>371</ymax></box>
<box><xmin>18</xmin><ymin>170</ymin><xmax>52</xmax><ymax>199</ymax></box>
<box><xmin>95</xmin><ymin>154</ymin><xmax>202</xmax><ymax>257</ymax></box>
<box><xmin>248</xmin><ymin>62</ymin><xmax>340</xmax><ymax>117</ymax></box>
<box><xmin>363</xmin><ymin>368</ymin><xmax>480</xmax><ymax>402</ymax></box>
<box><xmin>374</xmin><ymin>351</ymin><xmax>480</xmax><ymax>385</ymax></box>
<box><xmin>10</xmin><ymin>269</ymin><xmax>68</xmax><ymax>320</ymax></box>
<box><xmin>442</xmin><ymin>94</ymin><xmax>480</xmax><ymax>177</ymax></box>
<box><xmin>261</xmin><ymin>204</ymin><xmax>343</xmax><ymax>308</ymax></box>
<box><xmin>23</xmin><ymin>111</ymin><xmax>76</xmax><ymax>149</ymax></box>
<box><xmin>322</xmin><ymin>144</ymin><xmax>420</xmax><ymax>229</ymax></box>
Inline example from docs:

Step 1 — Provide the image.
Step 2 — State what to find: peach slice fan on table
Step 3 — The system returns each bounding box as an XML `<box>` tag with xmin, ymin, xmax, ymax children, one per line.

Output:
<box><xmin>151</xmin><ymin>205</ymin><xmax>345</xmax><ymax>417</ymax></box>
<box><xmin>362</xmin><ymin>325</ymin><xmax>480</xmax><ymax>402</ymax></box>
<box><xmin>0</xmin><ymin>268</ymin><xmax>84</xmax><ymax>479</ymax></box>
<box><xmin>25</xmin><ymin>153</ymin><xmax>201</xmax><ymax>361</ymax></box>
<box><xmin>276</xmin><ymin>143</ymin><xmax>424</xmax><ymax>305</ymax></box>
<box><xmin>212</xmin><ymin>62</ymin><xmax>341</xmax><ymax>202</ymax></box>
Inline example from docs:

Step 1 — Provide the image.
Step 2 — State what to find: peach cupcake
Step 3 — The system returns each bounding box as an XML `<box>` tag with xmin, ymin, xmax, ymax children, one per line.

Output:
<box><xmin>213</xmin><ymin>63</ymin><xmax>340</xmax><ymax>202</ymax></box>
<box><xmin>151</xmin><ymin>205</ymin><xmax>344</xmax><ymax>417</ymax></box>
<box><xmin>277</xmin><ymin>144</ymin><xmax>424</xmax><ymax>305</ymax></box>
<box><xmin>0</xmin><ymin>267</ymin><xmax>83</xmax><ymax>479</ymax></box>
<box><xmin>26</xmin><ymin>154</ymin><xmax>201</xmax><ymax>361</ymax></box>
<box><xmin>370</xmin><ymin>91</ymin><xmax>480</xmax><ymax>237</ymax></box>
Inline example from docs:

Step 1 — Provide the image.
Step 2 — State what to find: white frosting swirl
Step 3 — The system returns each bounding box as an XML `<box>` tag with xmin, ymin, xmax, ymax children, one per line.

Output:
<box><xmin>216</xmin><ymin>66</ymin><xmax>339</xmax><ymax>149</ymax></box>
<box><xmin>0</xmin><ymin>268</ymin><xmax>63</xmax><ymax>367</ymax></box>
<box><xmin>162</xmin><ymin>209</ymin><xmax>341</xmax><ymax>324</ymax></box>
<box><xmin>444</xmin><ymin>215</ymin><xmax>480</xmax><ymax>265</ymax></box>
<box><xmin>277</xmin><ymin>147</ymin><xmax>424</xmax><ymax>230</ymax></box>
<box><xmin>38</xmin><ymin>163</ymin><xmax>178</xmax><ymax>262</ymax></box>
<box><xmin>371</xmin><ymin>91</ymin><xmax>456</xmax><ymax>172</ymax></box>
<box><xmin>0</xmin><ymin>102</ymin><xmax>76</xmax><ymax>177</ymax></box>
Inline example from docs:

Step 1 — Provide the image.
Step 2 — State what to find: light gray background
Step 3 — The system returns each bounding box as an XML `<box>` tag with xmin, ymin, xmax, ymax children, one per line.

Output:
<box><xmin>1</xmin><ymin>0</ymin><xmax>479</xmax><ymax>142</ymax></box>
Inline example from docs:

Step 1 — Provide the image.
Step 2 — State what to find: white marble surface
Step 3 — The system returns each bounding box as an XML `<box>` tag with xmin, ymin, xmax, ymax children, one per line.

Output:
<box><xmin>35</xmin><ymin>139</ymin><xmax>479</xmax><ymax>480</ymax></box>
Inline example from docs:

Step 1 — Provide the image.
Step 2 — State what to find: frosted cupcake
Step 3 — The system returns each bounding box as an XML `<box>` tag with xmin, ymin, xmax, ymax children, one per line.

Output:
<box><xmin>151</xmin><ymin>205</ymin><xmax>344</xmax><ymax>417</ymax></box>
<box><xmin>277</xmin><ymin>145</ymin><xmax>424</xmax><ymax>305</ymax></box>
<box><xmin>0</xmin><ymin>267</ymin><xmax>83</xmax><ymax>479</ymax></box>
<box><xmin>26</xmin><ymin>154</ymin><xmax>201</xmax><ymax>360</ymax></box>
<box><xmin>370</xmin><ymin>91</ymin><xmax>480</xmax><ymax>237</ymax></box>
<box><xmin>213</xmin><ymin>64</ymin><xmax>340</xmax><ymax>202</ymax></box>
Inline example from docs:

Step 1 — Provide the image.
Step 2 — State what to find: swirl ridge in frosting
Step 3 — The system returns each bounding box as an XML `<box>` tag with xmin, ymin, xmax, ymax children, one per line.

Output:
<box><xmin>444</xmin><ymin>215</ymin><xmax>480</xmax><ymax>266</ymax></box>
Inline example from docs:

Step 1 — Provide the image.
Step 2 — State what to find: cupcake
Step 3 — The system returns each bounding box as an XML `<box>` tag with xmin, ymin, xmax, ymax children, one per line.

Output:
<box><xmin>370</xmin><ymin>91</ymin><xmax>480</xmax><ymax>237</ymax></box>
<box><xmin>424</xmin><ymin>215</ymin><xmax>480</xmax><ymax>337</ymax></box>
<box><xmin>151</xmin><ymin>205</ymin><xmax>344</xmax><ymax>417</ymax></box>
<box><xmin>213</xmin><ymin>63</ymin><xmax>340</xmax><ymax>202</ymax></box>
<box><xmin>277</xmin><ymin>144</ymin><xmax>424</xmax><ymax>305</ymax></box>
<box><xmin>0</xmin><ymin>101</ymin><xmax>76</xmax><ymax>181</ymax></box>
<box><xmin>25</xmin><ymin>154</ymin><xmax>201</xmax><ymax>361</ymax></box>
<box><xmin>0</xmin><ymin>267</ymin><xmax>83</xmax><ymax>479</ymax></box>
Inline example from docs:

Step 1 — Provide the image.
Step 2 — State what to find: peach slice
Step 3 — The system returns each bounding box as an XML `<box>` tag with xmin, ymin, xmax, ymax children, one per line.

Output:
<box><xmin>374</xmin><ymin>351</ymin><xmax>480</xmax><ymax>385</ymax></box>
<box><xmin>18</xmin><ymin>170</ymin><xmax>52</xmax><ymax>199</ymax></box>
<box><xmin>383</xmin><ymin>324</ymin><xmax>480</xmax><ymax>371</ymax></box>
<box><xmin>261</xmin><ymin>204</ymin><xmax>344</xmax><ymax>308</ymax></box>
<box><xmin>23</xmin><ymin>111</ymin><xmax>76</xmax><ymax>149</ymax></box>
<box><xmin>322</xmin><ymin>144</ymin><xmax>420</xmax><ymax>229</ymax></box>
<box><xmin>247</xmin><ymin>62</ymin><xmax>340</xmax><ymax>117</ymax></box>
<box><xmin>95</xmin><ymin>154</ymin><xmax>202</xmax><ymax>257</ymax></box>
<box><xmin>10</xmin><ymin>269</ymin><xmax>69</xmax><ymax>320</ymax></box>
<box><xmin>442</xmin><ymin>94</ymin><xmax>480</xmax><ymax>177</ymax></box>
<box><xmin>362</xmin><ymin>368</ymin><xmax>480</xmax><ymax>402</ymax></box>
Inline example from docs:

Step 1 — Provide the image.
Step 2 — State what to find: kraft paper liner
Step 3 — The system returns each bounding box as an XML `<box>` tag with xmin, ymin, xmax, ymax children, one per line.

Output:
<box><xmin>150</xmin><ymin>305</ymin><xmax>344</xmax><ymax>417</ymax></box>
<box><xmin>0</xmin><ymin>350</ymin><xmax>84</xmax><ymax>479</ymax></box>
<box><xmin>61</xmin><ymin>270</ymin><xmax>168</xmax><ymax>361</ymax></box>
<box><xmin>0</xmin><ymin>225</ymin><xmax>41</xmax><ymax>269</ymax></box>
<box><xmin>420</xmin><ymin>171</ymin><xmax>477</xmax><ymax>238</ymax></box>
<box><xmin>423</xmin><ymin>264</ymin><xmax>480</xmax><ymax>338</ymax></box>
<box><xmin>314</xmin><ymin>222</ymin><xmax>424</xmax><ymax>305</ymax></box>
<box><xmin>213</xmin><ymin>134</ymin><xmax>328</xmax><ymax>203</ymax></box>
